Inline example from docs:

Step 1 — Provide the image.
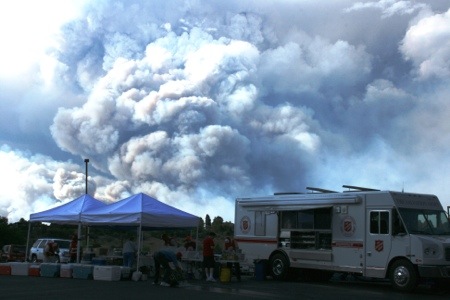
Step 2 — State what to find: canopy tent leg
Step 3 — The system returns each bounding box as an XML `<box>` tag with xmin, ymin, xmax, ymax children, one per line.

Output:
<box><xmin>136</xmin><ymin>225</ymin><xmax>142</xmax><ymax>272</ymax></box>
<box><xmin>25</xmin><ymin>222</ymin><xmax>31</xmax><ymax>262</ymax></box>
<box><xmin>76</xmin><ymin>223</ymin><xmax>82</xmax><ymax>263</ymax></box>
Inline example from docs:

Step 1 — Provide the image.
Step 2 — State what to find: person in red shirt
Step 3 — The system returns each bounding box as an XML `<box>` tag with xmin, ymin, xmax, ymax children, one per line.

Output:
<box><xmin>69</xmin><ymin>234</ymin><xmax>78</xmax><ymax>263</ymax></box>
<box><xmin>224</xmin><ymin>236</ymin><xmax>241</xmax><ymax>281</ymax></box>
<box><xmin>203</xmin><ymin>232</ymin><xmax>216</xmax><ymax>282</ymax></box>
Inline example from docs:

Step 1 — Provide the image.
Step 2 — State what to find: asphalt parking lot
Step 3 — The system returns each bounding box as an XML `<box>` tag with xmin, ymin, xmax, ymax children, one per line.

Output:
<box><xmin>1</xmin><ymin>272</ymin><xmax>450</xmax><ymax>300</ymax></box>
<box><xmin>0</xmin><ymin>274</ymin><xmax>261</xmax><ymax>300</ymax></box>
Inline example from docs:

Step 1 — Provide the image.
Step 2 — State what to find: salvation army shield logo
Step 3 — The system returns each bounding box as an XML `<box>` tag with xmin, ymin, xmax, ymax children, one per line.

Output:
<box><xmin>240</xmin><ymin>216</ymin><xmax>251</xmax><ymax>234</ymax></box>
<box><xmin>341</xmin><ymin>216</ymin><xmax>356</xmax><ymax>237</ymax></box>
<box><xmin>375</xmin><ymin>240</ymin><xmax>384</xmax><ymax>252</ymax></box>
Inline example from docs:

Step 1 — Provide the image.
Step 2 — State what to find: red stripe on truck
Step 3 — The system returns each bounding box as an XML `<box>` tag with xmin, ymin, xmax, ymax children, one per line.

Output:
<box><xmin>234</xmin><ymin>238</ymin><xmax>278</xmax><ymax>244</ymax></box>
<box><xmin>332</xmin><ymin>241</ymin><xmax>363</xmax><ymax>248</ymax></box>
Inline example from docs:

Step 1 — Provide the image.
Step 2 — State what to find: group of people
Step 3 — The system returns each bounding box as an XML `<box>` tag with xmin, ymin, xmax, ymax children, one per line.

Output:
<box><xmin>43</xmin><ymin>234</ymin><xmax>79</xmax><ymax>263</ymax></box>
<box><xmin>202</xmin><ymin>232</ymin><xmax>241</xmax><ymax>282</ymax></box>
<box><xmin>53</xmin><ymin>231</ymin><xmax>240</xmax><ymax>287</ymax></box>
<box><xmin>153</xmin><ymin>231</ymin><xmax>241</xmax><ymax>287</ymax></box>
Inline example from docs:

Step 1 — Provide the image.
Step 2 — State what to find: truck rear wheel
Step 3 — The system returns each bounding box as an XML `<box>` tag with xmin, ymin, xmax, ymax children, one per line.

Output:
<box><xmin>270</xmin><ymin>253</ymin><xmax>289</xmax><ymax>280</ymax></box>
<box><xmin>389</xmin><ymin>259</ymin><xmax>418</xmax><ymax>292</ymax></box>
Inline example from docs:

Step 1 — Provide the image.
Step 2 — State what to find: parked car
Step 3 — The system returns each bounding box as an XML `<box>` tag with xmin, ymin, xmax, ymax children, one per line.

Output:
<box><xmin>29</xmin><ymin>238</ymin><xmax>71</xmax><ymax>263</ymax></box>
<box><xmin>1</xmin><ymin>244</ymin><xmax>26</xmax><ymax>262</ymax></box>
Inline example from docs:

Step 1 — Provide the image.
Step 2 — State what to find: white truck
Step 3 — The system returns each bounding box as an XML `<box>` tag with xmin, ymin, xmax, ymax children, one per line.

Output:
<box><xmin>234</xmin><ymin>185</ymin><xmax>450</xmax><ymax>291</ymax></box>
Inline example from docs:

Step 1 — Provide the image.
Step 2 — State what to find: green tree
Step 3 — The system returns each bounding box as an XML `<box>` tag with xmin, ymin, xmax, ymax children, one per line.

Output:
<box><xmin>205</xmin><ymin>214</ymin><xmax>211</xmax><ymax>229</ymax></box>
<box><xmin>212</xmin><ymin>216</ymin><xmax>223</xmax><ymax>233</ymax></box>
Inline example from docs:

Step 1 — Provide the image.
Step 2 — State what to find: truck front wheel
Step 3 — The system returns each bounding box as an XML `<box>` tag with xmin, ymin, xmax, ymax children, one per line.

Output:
<box><xmin>270</xmin><ymin>253</ymin><xmax>289</xmax><ymax>280</ymax></box>
<box><xmin>389</xmin><ymin>259</ymin><xmax>418</xmax><ymax>292</ymax></box>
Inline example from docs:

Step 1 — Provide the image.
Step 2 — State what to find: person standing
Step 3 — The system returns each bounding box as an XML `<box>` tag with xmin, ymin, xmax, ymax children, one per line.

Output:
<box><xmin>224</xmin><ymin>236</ymin><xmax>241</xmax><ymax>281</ymax></box>
<box><xmin>203</xmin><ymin>232</ymin><xmax>216</xmax><ymax>282</ymax></box>
<box><xmin>122</xmin><ymin>236</ymin><xmax>137</xmax><ymax>268</ymax></box>
<box><xmin>69</xmin><ymin>234</ymin><xmax>78</xmax><ymax>263</ymax></box>
<box><xmin>44</xmin><ymin>241</ymin><xmax>58</xmax><ymax>263</ymax></box>
<box><xmin>184</xmin><ymin>236</ymin><xmax>196</xmax><ymax>251</ymax></box>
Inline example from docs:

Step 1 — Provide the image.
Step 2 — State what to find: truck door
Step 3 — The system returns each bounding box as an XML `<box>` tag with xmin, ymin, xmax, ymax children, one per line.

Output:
<box><xmin>365</xmin><ymin>210</ymin><xmax>391</xmax><ymax>278</ymax></box>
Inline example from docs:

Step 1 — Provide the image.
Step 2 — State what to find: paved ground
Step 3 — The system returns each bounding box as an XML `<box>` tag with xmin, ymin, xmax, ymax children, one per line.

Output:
<box><xmin>1</xmin><ymin>273</ymin><xmax>449</xmax><ymax>300</ymax></box>
<box><xmin>1</xmin><ymin>275</ymin><xmax>262</xmax><ymax>300</ymax></box>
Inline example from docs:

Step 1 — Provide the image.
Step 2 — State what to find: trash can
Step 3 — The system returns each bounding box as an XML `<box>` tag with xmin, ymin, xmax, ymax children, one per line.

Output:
<box><xmin>254</xmin><ymin>259</ymin><xmax>268</xmax><ymax>281</ymax></box>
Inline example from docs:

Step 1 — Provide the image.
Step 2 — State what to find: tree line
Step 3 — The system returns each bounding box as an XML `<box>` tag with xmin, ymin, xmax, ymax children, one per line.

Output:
<box><xmin>0</xmin><ymin>214</ymin><xmax>234</xmax><ymax>249</ymax></box>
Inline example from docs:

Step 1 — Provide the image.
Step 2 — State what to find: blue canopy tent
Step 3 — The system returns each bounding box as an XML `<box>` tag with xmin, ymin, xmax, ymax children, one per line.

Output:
<box><xmin>82</xmin><ymin>192</ymin><xmax>201</xmax><ymax>270</ymax></box>
<box><xmin>27</xmin><ymin>194</ymin><xmax>106</xmax><ymax>262</ymax></box>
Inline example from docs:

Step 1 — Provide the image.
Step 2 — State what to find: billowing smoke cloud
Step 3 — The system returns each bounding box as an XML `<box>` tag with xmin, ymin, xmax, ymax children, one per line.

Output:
<box><xmin>1</xmin><ymin>0</ymin><xmax>450</xmax><ymax>223</ymax></box>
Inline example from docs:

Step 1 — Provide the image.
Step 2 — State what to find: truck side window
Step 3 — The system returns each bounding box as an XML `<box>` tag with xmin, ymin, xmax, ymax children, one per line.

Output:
<box><xmin>282</xmin><ymin>211</ymin><xmax>297</xmax><ymax>229</ymax></box>
<box><xmin>370</xmin><ymin>211</ymin><xmax>389</xmax><ymax>234</ymax></box>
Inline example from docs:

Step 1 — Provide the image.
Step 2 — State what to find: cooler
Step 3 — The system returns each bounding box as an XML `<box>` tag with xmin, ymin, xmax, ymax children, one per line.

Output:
<box><xmin>40</xmin><ymin>263</ymin><xmax>61</xmax><ymax>277</ymax></box>
<box><xmin>10</xmin><ymin>262</ymin><xmax>31</xmax><ymax>276</ymax></box>
<box><xmin>0</xmin><ymin>263</ymin><xmax>11</xmax><ymax>275</ymax></box>
<box><xmin>28</xmin><ymin>264</ymin><xmax>40</xmax><ymax>276</ymax></box>
<box><xmin>93</xmin><ymin>265</ymin><xmax>121</xmax><ymax>281</ymax></box>
<box><xmin>72</xmin><ymin>264</ymin><xmax>93</xmax><ymax>279</ymax></box>
<box><xmin>60</xmin><ymin>263</ymin><xmax>73</xmax><ymax>278</ymax></box>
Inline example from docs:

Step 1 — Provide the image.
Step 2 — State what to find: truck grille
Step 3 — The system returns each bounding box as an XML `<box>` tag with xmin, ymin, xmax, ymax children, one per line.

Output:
<box><xmin>446</xmin><ymin>247</ymin><xmax>450</xmax><ymax>261</ymax></box>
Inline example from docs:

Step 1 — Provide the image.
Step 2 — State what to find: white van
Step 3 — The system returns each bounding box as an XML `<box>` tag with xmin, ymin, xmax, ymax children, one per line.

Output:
<box><xmin>29</xmin><ymin>238</ymin><xmax>71</xmax><ymax>263</ymax></box>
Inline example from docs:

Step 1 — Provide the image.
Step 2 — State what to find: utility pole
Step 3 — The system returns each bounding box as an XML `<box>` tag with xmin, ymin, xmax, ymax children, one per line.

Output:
<box><xmin>84</xmin><ymin>158</ymin><xmax>89</xmax><ymax>195</ymax></box>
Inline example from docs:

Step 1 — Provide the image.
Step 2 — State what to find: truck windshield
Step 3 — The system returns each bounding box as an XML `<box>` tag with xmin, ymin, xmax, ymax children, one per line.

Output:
<box><xmin>398</xmin><ymin>208</ymin><xmax>450</xmax><ymax>235</ymax></box>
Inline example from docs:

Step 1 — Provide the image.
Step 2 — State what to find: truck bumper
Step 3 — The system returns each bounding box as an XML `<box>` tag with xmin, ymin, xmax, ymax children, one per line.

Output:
<box><xmin>418</xmin><ymin>265</ymin><xmax>450</xmax><ymax>278</ymax></box>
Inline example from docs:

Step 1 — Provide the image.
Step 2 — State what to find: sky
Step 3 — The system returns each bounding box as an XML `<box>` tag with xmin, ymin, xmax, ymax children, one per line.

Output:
<box><xmin>1</xmin><ymin>0</ymin><xmax>450</xmax><ymax>223</ymax></box>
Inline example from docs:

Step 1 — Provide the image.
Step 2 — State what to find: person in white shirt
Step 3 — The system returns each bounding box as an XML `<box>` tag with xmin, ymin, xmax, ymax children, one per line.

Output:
<box><xmin>122</xmin><ymin>236</ymin><xmax>137</xmax><ymax>267</ymax></box>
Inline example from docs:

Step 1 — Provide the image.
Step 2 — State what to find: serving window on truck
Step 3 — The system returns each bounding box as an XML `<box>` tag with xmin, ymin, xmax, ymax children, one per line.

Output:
<box><xmin>280</xmin><ymin>207</ymin><xmax>332</xmax><ymax>250</ymax></box>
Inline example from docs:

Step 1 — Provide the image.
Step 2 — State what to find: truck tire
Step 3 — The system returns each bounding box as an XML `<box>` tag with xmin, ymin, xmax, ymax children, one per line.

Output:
<box><xmin>270</xmin><ymin>253</ymin><xmax>289</xmax><ymax>280</ymax></box>
<box><xmin>389</xmin><ymin>259</ymin><xmax>418</xmax><ymax>292</ymax></box>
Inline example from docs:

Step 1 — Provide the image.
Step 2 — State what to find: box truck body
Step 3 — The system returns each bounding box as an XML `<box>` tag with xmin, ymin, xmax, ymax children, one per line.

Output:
<box><xmin>234</xmin><ymin>188</ymin><xmax>450</xmax><ymax>291</ymax></box>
